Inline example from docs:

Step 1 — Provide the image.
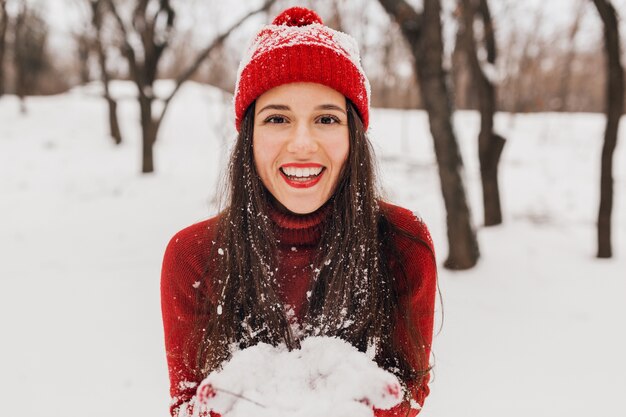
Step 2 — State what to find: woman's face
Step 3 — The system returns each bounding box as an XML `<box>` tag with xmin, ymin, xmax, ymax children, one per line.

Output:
<box><xmin>253</xmin><ymin>82</ymin><xmax>350</xmax><ymax>214</ymax></box>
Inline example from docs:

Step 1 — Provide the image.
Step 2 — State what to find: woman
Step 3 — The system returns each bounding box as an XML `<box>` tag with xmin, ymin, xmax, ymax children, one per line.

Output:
<box><xmin>161</xmin><ymin>7</ymin><xmax>437</xmax><ymax>417</ymax></box>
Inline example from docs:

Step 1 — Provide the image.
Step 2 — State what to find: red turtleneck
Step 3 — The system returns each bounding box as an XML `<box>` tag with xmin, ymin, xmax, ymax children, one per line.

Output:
<box><xmin>161</xmin><ymin>201</ymin><xmax>437</xmax><ymax>417</ymax></box>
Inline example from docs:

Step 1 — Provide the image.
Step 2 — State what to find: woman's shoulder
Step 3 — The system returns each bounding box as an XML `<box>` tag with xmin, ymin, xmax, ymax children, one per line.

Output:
<box><xmin>378</xmin><ymin>201</ymin><xmax>434</xmax><ymax>254</ymax></box>
<box><xmin>166</xmin><ymin>215</ymin><xmax>220</xmax><ymax>249</ymax></box>
<box><xmin>162</xmin><ymin>214</ymin><xmax>222</xmax><ymax>275</ymax></box>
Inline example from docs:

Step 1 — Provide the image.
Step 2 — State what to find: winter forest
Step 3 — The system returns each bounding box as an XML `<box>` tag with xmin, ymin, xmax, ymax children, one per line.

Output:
<box><xmin>1</xmin><ymin>0</ymin><xmax>625</xmax><ymax>416</ymax></box>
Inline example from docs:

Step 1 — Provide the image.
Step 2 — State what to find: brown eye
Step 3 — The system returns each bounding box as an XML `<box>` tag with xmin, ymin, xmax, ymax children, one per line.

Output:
<box><xmin>318</xmin><ymin>115</ymin><xmax>340</xmax><ymax>124</ymax></box>
<box><xmin>265</xmin><ymin>115</ymin><xmax>288</xmax><ymax>124</ymax></box>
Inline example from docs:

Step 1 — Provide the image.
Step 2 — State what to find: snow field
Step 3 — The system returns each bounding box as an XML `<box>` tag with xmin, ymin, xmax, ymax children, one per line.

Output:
<box><xmin>1</xmin><ymin>81</ymin><xmax>625</xmax><ymax>416</ymax></box>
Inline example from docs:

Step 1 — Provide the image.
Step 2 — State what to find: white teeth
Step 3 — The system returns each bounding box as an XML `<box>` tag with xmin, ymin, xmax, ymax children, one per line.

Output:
<box><xmin>281</xmin><ymin>166</ymin><xmax>323</xmax><ymax>177</ymax></box>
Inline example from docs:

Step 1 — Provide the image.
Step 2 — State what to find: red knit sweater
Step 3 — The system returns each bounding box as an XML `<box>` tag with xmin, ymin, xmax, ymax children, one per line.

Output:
<box><xmin>161</xmin><ymin>201</ymin><xmax>437</xmax><ymax>417</ymax></box>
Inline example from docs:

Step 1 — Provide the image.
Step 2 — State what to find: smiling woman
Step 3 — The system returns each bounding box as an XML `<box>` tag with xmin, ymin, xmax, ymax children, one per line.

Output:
<box><xmin>160</xmin><ymin>6</ymin><xmax>437</xmax><ymax>417</ymax></box>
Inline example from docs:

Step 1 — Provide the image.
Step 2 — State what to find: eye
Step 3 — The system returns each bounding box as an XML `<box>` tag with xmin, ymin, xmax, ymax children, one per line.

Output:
<box><xmin>317</xmin><ymin>115</ymin><xmax>341</xmax><ymax>125</ymax></box>
<box><xmin>264</xmin><ymin>115</ymin><xmax>288</xmax><ymax>124</ymax></box>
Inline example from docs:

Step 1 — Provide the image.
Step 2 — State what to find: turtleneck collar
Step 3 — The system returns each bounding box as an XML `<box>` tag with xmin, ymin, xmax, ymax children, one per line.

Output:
<box><xmin>267</xmin><ymin>198</ymin><xmax>331</xmax><ymax>247</ymax></box>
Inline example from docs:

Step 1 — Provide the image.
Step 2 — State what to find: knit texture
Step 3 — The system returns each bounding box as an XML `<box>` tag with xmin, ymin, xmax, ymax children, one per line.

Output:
<box><xmin>234</xmin><ymin>7</ymin><xmax>371</xmax><ymax>131</ymax></box>
<box><xmin>161</xmin><ymin>201</ymin><xmax>437</xmax><ymax>417</ymax></box>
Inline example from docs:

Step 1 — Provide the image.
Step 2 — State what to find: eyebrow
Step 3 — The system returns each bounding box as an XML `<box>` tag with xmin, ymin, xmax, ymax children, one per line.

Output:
<box><xmin>256</xmin><ymin>104</ymin><xmax>347</xmax><ymax>116</ymax></box>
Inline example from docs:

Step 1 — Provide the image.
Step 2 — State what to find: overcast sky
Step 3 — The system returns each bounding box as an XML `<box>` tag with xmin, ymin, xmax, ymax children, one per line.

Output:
<box><xmin>20</xmin><ymin>0</ymin><xmax>626</xmax><ymax>60</ymax></box>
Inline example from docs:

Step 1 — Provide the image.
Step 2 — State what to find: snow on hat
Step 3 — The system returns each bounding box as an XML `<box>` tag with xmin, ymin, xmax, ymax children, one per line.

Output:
<box><xmin>234</xmin><ymin>6</ymin><xmax>371</xmax><ymax>131</ymax></box>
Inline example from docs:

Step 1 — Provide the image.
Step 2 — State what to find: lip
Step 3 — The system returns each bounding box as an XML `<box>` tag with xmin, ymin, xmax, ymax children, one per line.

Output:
<box><xmin>280</xmin><ymin>163</ymin><xmax>324</xmax><ymax>169</ymax></box>
<box><xmin>279</xmin><ymin>167</ymin><xmax>325</xmax><ymax>189</ymax></box>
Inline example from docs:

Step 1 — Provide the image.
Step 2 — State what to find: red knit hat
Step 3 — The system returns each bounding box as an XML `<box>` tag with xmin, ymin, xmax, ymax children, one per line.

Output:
<box><xmin>234</xmin><ymin>7</ymin><xmax>371</xmax><ymax>131</ymax></box>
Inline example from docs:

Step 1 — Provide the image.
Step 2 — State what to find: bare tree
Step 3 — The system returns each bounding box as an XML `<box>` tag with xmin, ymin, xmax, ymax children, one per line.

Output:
<box><xmin>503</xmin><ymin>7</ymin><xmax>546</xmax><ymax>114</ymax></box>
<box><xmin>89</xmin><ymin>0</ymin><xmax>123</xmax><ymax>144</ymax></box>
<box><xmin>592</xmin><ymin>0</ymin><xmax>624</xmax><ymax>258</ymax></box>
<box><xmin>378</xmin><ymin>0</ymin><xmax>480</xmax><ymax>269</ymax></box>
<box><xmin>458</xmin><ymin>0</ymin><xmax>505</xmax><ymax>226</ymax></box>
<box><xmin>0</xmin><ymin>0</ymin><xmax>8</xmax><ymax>97</ymax></box>
<box><xmin>74</xmin><ymin>31</ymin><xmax>91</xmax><ymax>85</ymax></box>
<box><xmin>14</xmin><ymin>1</ymin><xmax>49</xmax><ymax>113</ymax></box>
<box><xmin>13</xmin><ymin>1</ymin><xmax>26</xmax><ymax>112</ymax></box>
<box><xmin>556</xmin><ymin>0</ymin><xmax>586</xmax><ymax>112</ymax></box>
<box><xmin>103</xmin><ymin>0</ymin><xmax>276</xmax><ymax>173</ymax></box>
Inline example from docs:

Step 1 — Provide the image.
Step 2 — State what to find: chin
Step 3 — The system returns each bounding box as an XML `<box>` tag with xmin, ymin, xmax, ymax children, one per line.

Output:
<box><xmin>281</xmin><ymin>198</ymin><xmax>325</xmax><ymax>215</ymax></box>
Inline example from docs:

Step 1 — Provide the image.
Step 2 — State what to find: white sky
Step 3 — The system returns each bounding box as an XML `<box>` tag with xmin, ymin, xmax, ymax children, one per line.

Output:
<box><xmin>16</xmin><ymin>0</ymin><xmax>626</xmax><ymax>64</ymax></box>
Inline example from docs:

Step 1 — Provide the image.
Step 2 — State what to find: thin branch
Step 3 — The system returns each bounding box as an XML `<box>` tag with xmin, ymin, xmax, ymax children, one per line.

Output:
<box><xmin>105</xmin><ymin>0</ymin><xmax>147</xmax><ymax>97</ymax></box>
<box><xmin>477</xmin><ymin>0</ymin><xmax>496</xmax><ymax>64</ymax></box>
<box><xmin>158</xmin><ymin>0</ymin><xmax>277</xmax><ymax>123</ymax></box>
<box><xmin>378</xmin><ymin>0</ymin><xmax>423</xmax><ymax>41</ymax></box>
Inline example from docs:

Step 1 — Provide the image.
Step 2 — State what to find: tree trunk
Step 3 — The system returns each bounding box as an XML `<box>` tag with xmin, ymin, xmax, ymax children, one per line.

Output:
<box><xmin>0</xmin><ymin>0</ymin><xmax>8</xmax><ymax>97</ymax></box>
<box><xmin>379</xmin><ymin>0</ymin><xmax>480</xmax><ymax>269</ymax></box>
<box><xmin>14</xmin><ymin>4</ymin><xmax>26</xmax><ymax>114</ymax></box>
<box><xmin>91</xmin><ymin>0</ymin><xmax>123</xmax><ymax>145</ymax></box>
<box><xmin>592</xmin><ymin>0</ymin><xmax>624</xmax><ymax>258</ymax></box>
<box><xmin>452</xmin><ymin>18</ymin><xmax>472</xmax><ymax>110</ymax></box>
<box><xmin>459</xmin><ymin>0</ymin><xmax>505</xmax><ymax>226</ymax></box>
<box><xmin>106</xmin><ymin>97</ymin><xmax>122</xmax><ymax>145</ymax></box>
<box><xmin>139</xmin><ymin>95</ymin><xmax>156</xmax><ymax>173</ymax></box>
<box><xmin>77</xmin><ymin>35</ymin><xmax>91</xmax><ymax>85</ymax></box>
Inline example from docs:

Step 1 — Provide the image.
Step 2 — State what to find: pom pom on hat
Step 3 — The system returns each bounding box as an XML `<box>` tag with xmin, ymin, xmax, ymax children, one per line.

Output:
<box><xmin>234</xmin><ymin>7</ymin><xmax>371</xmax><ymax>131</ymax></box>
<box><xmin>272</xmin><ymin>7</ymin><xmax>323</xmax><ymax>26</ymax></box>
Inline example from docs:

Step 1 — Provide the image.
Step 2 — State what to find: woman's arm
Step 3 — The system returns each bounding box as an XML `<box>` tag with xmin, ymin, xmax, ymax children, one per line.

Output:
<box><xmin>161</xmin><ymin>220</ymin><xmax>216</xmax><ymax>417</ymax></box>
<box><xmin>376</xmin><ymin>203</ymin><xmax>438</xmax><ymax>416</ymax></box>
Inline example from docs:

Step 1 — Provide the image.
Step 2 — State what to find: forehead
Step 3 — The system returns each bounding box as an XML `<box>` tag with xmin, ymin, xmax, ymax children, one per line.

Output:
<box><xmin>256</xmin><ymin>82</ymin><xmax>346</xmax><ymax>108</ymax></box>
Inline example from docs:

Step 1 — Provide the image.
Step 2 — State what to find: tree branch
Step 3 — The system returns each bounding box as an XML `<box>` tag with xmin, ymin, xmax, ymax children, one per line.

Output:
<box><xmin>105</xmin><ymin>0</ymin><xmax>147</xmax><ymax>98</ymax></box>
<box><xmin>477</xmin><ymin>0</ymin><xmax>496</xmax><ymax>64</ymax></box>
<box><xmin>158</xmin><ymin>0</ymin><xmax>277</xmax><ymax>124</ymax></box>
<box><xmin>378</xmin><ymin>0</ymin><xmax>423</xmax><ymax>42</ymax></box>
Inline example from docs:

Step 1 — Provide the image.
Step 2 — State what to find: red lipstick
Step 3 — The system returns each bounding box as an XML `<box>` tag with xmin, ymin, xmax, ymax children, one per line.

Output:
<box><xmin>279</xmin><ymin>163</ymin><xmax>325</xmax><ymax>189</ymax></box>
<box><xmin>280</xmin><ymin>163</ymin><xmax>324</xmax><ymax>168</ymax></box>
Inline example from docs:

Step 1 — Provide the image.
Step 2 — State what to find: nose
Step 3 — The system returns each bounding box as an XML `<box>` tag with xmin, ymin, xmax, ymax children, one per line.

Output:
<box><xmin>286</xmin><ymin>123</ymin><xmax>319</xmax><ymax>155</ymax></box>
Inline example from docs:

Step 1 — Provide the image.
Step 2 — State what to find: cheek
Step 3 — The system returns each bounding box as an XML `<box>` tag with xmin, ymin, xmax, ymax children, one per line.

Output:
<box><xmin>328</xmin><ymin>137</ymin><xmax>350</xmax><ymax>171</ymax></box>
<box><xmin>252</xmin><ymin>133</ymin><xmax>277</xmax><ymax>183</ymax></box>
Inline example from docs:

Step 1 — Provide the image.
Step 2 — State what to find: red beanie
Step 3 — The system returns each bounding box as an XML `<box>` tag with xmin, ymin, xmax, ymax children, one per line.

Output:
<box><xmin>234</xmin><ymin>7</ymin><xmax>371</xmax><ymax>131</ymax></box>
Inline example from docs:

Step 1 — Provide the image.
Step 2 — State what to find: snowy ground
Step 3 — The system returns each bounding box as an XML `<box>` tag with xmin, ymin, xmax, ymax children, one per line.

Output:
<box><xmin>1</xmin><ymin>82</ymin><xmax>625</xmax><ymax>417</ymax></box>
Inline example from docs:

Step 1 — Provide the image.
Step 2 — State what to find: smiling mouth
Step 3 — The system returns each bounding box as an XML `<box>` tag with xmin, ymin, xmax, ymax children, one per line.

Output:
<box><xmin>279</xmin><ymin>166</ymin><xmax>325</xmax><ymax>188</ymax></box>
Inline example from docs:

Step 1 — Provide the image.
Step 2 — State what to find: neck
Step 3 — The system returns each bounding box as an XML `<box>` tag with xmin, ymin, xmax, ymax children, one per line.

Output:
<box><xmin>267</xmin><ymin>199</ymin><xmax>331</xmax><ymax>247</ymax></box>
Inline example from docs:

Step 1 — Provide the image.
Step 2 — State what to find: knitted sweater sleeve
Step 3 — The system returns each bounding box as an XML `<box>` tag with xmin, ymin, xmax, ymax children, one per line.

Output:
<box><xmin>374</xmin><ymin>203</ymin><xmax>437</xmax><ymax>417</ymax></box>
<box><xmin>161</xmin><ymin>220</ymin><xmax>217</xmax><ymax>417</ymax></box>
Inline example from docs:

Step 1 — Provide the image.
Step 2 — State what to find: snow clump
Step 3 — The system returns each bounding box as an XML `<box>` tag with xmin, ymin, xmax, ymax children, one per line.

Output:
<box><xmin>195</xmin><ymin>336</ymin><xmax>403</xmax><ymax>417</ymax></box>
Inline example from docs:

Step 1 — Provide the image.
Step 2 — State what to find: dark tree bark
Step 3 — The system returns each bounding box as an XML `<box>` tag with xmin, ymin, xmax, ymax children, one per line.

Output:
<box><xmin>105</xmin><ymin>0</ymin><xmax>276</xmax><ymax>173</ymax></box>
<box><xmin>76</xmin><ymin>32</ymin><xmax>91</xmax><ymax>85</ymax></box>
<box><xmin>0</xmin><ymin>0</ymin><xmax>8</xmax><ymax>97</ymax></box>
<box><xmin>90</xmin><ymin>0</ymin><xmax>122</xmax><ymax>145</ymax></box>
<box><xmin>14</xmin><ymin>2</ymin><xmax>27</xmax><ymax>113</ymax></box>
<box><xmin>592</xmin><ymin>0</ymin><xmax>624</xmax><ymax>258</ymax></box>
<box><xmin>458</xmin><ymin>0</ymin><xmax>505</xmax><ymax>226</ymax></box>
<box><xmin>379</xmin><ymin>0</ymin><xmax>480</xmax><ymax>269</ymax></box>
<box><xmin>13</xmin><ymin>2</ymin><xmax>50</xmax><ymax>113</ymax></box>
<box><xmin>452</xmin><ymin>17</ymin><xmax>472</xmax><ymax>110</ymax></box>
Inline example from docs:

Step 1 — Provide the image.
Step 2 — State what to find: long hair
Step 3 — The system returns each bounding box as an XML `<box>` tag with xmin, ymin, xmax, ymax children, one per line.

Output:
<box><xmin>186</xmin><ymin>99</ymin><xmax>433</xmax><ymax>398</ymax></box>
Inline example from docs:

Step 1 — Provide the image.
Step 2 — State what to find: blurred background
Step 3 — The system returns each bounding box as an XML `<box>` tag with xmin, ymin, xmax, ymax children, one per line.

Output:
<box><xmin>1</xmin><ymin>0</ymin><xmax>625</xmax><ymax>416</ymax></box>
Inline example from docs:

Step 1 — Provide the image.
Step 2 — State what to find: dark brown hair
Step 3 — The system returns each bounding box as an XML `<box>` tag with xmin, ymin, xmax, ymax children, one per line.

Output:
<box><xmin>186</xmin><ymin>99</ymin><xmax>434</xmax><ymax>400</ymax></box>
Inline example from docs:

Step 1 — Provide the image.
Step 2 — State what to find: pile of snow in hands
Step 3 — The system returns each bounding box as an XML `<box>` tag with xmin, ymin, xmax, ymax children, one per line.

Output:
<box><xmin>193</xmin><ymin>336</ymin><xmax>404</xmax><ymax>417</ymax></box>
